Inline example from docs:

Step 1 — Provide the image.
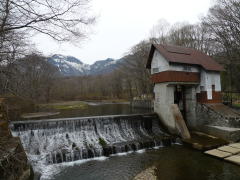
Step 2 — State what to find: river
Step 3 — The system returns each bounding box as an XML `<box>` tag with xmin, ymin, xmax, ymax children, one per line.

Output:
<box><xmin>50</xmin><ymin>145</ymin><xmax>240</xmax><ymax>180</ymax></box>
<box><xmin>14</xmin><ymin>102</ymin><xmax>240</xmax><ymax>180</ymax></box>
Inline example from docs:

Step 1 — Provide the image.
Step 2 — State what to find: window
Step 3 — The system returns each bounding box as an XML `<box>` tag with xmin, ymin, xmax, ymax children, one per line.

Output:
<box><xmin>183</xmin><ymin>66</ymin><xmax>192</xmax><ymax>72</ymax></box>
<box><xmin>152</xmin><ymin>68</ymin><xmax>159</xmax><ymax>74</ymax></box>
<box><xmin>212</xmin><ymin>85</ymin><xmax>215</xmax><ymax>91</ymax></box>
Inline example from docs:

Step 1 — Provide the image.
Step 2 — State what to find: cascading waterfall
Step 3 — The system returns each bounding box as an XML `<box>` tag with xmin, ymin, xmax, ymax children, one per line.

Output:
<box><xmin>11</xmin><ymin>113</ymin><xmax>174</xmax><ymax>165</ymax></box>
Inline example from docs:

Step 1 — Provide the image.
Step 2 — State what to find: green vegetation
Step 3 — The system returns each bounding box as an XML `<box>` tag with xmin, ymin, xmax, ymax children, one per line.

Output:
<box><xmin>233</xmin><ymin>104</ymin><xmax>240</xmax><ymax>108</ymax></box>
<box><xmin>99</xmin><ymin>138</ymin><xmax>107</xmax><ymax>147</ymax></box>
<box><xmin>47</xmin><ymin>104</ymin><xmax>87</xmax><ymax>110</ymax></box>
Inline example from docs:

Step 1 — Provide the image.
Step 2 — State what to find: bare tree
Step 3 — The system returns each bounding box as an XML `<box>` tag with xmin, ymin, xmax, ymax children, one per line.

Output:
<box><xmin>149</xmin><ymin>19</ymin><xmax>170</xmax><ymax>44</ymax></box>
<box><xmin>0</xmin><ymin>0</ymin><xmax>95</xmax><ymax>41</ymax></box>
<box><xmin>5</xmin><ymin>54</ymin><xmax>58</xmax><ymax>102</ymax></box>
<box><xmin>119</xmin><ymin>41</ymin><xmax>153</xmax><ymax>98</ymax></box>
<box><xmin>202</xmin><ymin>0</ymin><xmax>240</xmax><ymax>91</ymax></box>
<box><xmin>0</xmin><ymin>0</ymin><xmax>95</xmax><ymax>65</ymax></box>
<box><xmin>0</xmin><ymin>0</ymin><xmax>95</xmax><ymax>95</ymax></box>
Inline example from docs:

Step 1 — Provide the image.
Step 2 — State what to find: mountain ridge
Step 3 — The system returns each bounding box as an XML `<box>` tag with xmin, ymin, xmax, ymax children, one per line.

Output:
<box><xmin>47</xmin><ymin>54</ymin><xmax>122</xmax><ymax>76</ymax></box>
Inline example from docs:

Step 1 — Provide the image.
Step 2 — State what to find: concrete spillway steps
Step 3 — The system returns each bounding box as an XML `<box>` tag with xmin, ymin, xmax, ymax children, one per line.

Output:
<box><xmin>205</xmin><ymin>143</ymin><xmax>240</xmax><ymax>165</ymax></box>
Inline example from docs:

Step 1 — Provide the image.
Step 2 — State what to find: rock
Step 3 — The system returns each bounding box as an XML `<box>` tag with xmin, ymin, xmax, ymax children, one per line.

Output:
<box><xmin>133</xmin><ymin>166</ymin><xmax>157</xmax><ymax>180</ymax></box>
<box><xmin>87</xmin><ymin>149</ymin><xmax>94</xmax><ymax>158</ymax></box>
<box><xmin>0</xmin><ymin>136</ymin><xmax>31</xmax><ymax>180</ymax></box>
<box><xmin>162</xmin><ymin>138</ymin><xmax>172</xmax><ymax>146</ymax></box>
<box><xmin>229</xmin><ymin>143</ymin><xmax>240</xmax><ymax>149</ymax></box>
<box><xmin>103</xmin><ymin>146</ymin><xmax>113</xmax><ymax>157</ymax></box>
<box><xmin>131</xmin><ymin>144</ymin><xmax>137</xmax><ymax>151</ymax></box>
<box><xmin>192</xmin><ymin>143</ymin><xmax>203</xmax><ymax>150</ymax></box>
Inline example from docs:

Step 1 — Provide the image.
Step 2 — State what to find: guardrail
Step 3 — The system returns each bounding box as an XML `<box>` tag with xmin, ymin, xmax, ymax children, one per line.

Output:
<box><xmin>222</xmin><ymin>91</ymin><xmax>240</xmax><ymax>106</ymax></box>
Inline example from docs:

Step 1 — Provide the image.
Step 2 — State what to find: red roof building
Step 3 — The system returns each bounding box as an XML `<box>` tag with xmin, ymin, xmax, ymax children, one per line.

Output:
<box><xmin>146</xmin><ymin>44</ymin><xmax>223</xmax><ymax>132</ymax></box>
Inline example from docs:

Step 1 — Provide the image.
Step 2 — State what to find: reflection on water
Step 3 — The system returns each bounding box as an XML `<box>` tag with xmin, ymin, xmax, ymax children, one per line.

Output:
<box><xmin>50</xmin><ymin>103</ymin><xmax>153</xmax><ymax>119</ymax></box>
<box><xmin>52</xmin><ymin>145</ymin><xmax>240</xmax><ymax>180</ymax></box>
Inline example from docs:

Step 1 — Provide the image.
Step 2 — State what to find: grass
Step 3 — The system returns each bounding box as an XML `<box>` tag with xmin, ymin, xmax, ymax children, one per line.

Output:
<box><xmin>38</xmin><ymin>101</ymin><xmax>88</xmax><ymax>110</ymax></box>
<box><xmin>233</xmin><ymin>103</ymin><xmax>240</xmax><ymax>108</ymax></box>
<box><xmin>99</xmin><ymin>137</ymin><xmax>107</xmax><ymax>147</ymax></box>
<box><xmin>47</xmin><ymin>104</ymin><xmax>87</xmax><ymax>110</ymax></box>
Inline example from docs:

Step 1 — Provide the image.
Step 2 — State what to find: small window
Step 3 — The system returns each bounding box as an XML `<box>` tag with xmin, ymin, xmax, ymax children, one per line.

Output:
<box><xmin>200</xmin><ymin>86</ymin><xmax>204</xmax><ymax>91</ymax></box>
<box><xmin>183</xmin><ymin>66</ymin><xmax>192</xmax><ymax>72</ymax></box>
<box><xmin>152</xmin><ymin>68</ymin><xmax>159</xmax><ymax>74</ymax></box>
<box><xmin>212</xmin><ymin>85</ymin><xmax>215</xmax><ymax>91</ymax></box>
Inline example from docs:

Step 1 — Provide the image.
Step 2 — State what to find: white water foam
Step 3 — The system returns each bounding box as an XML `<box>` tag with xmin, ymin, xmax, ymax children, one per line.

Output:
<box><xmin>39</xmin><ymin>156</ymin><xmax>109</xmax><ymax>180</ymax></box>
<box><xmin>37</xmin><ymin>147</ymin><xmax>163</xmax><ymax>179</ymax></box>
<box><xmin>11</xmin><ymin>114</ymin><xmax>173</xmax><ymax>179</ymax></box>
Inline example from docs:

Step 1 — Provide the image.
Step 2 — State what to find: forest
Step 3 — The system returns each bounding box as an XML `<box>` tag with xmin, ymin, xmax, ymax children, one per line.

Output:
<box><xmin>0</xmin><ymin>0</ymin><xmax>240</xmax><ymax>103</ymax></box>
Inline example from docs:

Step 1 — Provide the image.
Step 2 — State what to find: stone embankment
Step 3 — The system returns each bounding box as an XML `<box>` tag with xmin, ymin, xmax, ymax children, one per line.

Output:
<box><xmin>0</xmin><ymin>98</ymin><xmax>32</xmax><ymax>180</ymax></box>
<box><xmin>196</xmin><ymin>103</ymin><xmax>240</xmax><ymax>141</ymax></box>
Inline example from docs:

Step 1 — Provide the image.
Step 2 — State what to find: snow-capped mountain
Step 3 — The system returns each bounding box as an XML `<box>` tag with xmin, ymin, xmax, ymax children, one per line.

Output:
<box><xmin>90</xmin><ymin>58</ymin><xmax>118</xmax><ymax>75</ymax></box>
<box><xmin>47</xmin><ymin>54</ymin><xmax>121</xmax><ymax>76</ymax></box>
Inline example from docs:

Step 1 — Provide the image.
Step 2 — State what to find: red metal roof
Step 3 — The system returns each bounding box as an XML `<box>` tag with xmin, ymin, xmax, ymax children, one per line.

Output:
<box><xmin>146</xmin><ymin>44</ymin><xmax>223</xmax><ymax>71</ymax></box>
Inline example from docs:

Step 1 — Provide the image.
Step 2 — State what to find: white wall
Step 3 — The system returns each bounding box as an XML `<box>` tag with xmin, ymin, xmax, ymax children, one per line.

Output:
<box><xmin>154</xmin><ymin>83</ymin><xmax>177</xmax><ymax>133</ymax></box>
<box><xmin>196</xmin><ymin>70</ymin><xmax>221</xmax><ymax>99</ymax></box>
<box><xmin>151</xmin><ymin>50</ymin><xmax>169</xmax><ymax>74</ymax></box>
<box><xmin>151</xmin><ymin>49</ymin><xmax>221</xmax><ymax>100</ymax></box>
<box><xmin>170</xmin><ymin>64</ymin><xmax>199</xmax><ymax>72</ymax></box>
<box><xmin>154</xmin><ymin>83</ymin><xmax>198</xmax><ymax>132</ymax></box>
<box><xmin>151</xmin><ymin>50</ymin><xmax>199</xmax><ymax>74</ymax></box>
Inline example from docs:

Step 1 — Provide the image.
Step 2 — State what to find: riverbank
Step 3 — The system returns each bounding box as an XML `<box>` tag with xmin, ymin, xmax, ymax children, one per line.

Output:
<box><xmin>23</xmin><ymin>100</ymin><xmax>149</xmax><ymax>120</ymax></box>
<box><xmin>0</xmin><ymin>121</ymin><xmax>32</xmax><ymax>180</ymax></box>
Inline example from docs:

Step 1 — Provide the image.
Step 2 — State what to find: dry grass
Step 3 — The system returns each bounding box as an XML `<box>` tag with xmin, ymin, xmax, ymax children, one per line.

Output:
<box><xmin>38</xmin><ymin>101</ymin><xmax>89</xmax><ymax>110</ymax></box>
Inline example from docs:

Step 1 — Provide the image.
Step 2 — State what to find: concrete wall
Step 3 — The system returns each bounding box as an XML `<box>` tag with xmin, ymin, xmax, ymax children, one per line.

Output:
<box><xmin>195</xmin><ymin>103</ymin><xmax>240</xmax><ymax>141</ymax></box>
<box><xmin>195</xmin><ymin>104</ymin><xmax>240</xmax><ymax>128</ymax></box>
<box><xmin>154</xmin><ymin>83</ymin><xmax>198</xmax><ymax>133</ymax></box>
<box><xmin>154</xmin><ymin>83</ymin><xmax>177</xmax><ymax>133</ymax></box>
<box><xmin>196</xmin><ymin>70</ymin><xmax>221</xmax><ymax>100</ymax></box>
<box><xmin>185</xmin><ymin>86</ymin><xmax>197</xmax><ymax>128</ymax></box>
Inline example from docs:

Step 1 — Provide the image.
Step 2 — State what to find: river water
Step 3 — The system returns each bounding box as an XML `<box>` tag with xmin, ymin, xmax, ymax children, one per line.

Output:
<box><xmin>16</xmin><ymin>102</ymin><xmax>240</xmax><ymax>180</ymax></box>
<box><xmin>50</xmin><ymin>145</ymin><xmax>240</xmax><ymax>180</ymax></box>
<box><xmin>45</xmin><ymin>102</ymin><xmax>153</xmax><ymax>119</ymax></box>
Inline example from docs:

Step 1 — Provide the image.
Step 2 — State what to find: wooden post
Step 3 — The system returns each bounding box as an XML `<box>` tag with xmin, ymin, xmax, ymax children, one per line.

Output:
<box><xmin>171</xmin><ymin>104</ymin><xmax>191</xmax><ymax>139</ymax></box>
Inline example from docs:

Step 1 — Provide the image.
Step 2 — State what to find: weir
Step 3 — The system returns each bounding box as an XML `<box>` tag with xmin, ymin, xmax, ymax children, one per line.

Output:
<box><xmin>10</xmin><ymin>113</ymin><xmax>174</xmax><ymax>165</ymax></box>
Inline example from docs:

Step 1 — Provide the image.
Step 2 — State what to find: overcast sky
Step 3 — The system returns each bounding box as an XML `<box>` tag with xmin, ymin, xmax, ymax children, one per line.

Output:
<box><xmin>32</xmin><ymin>0</ymin><xmax>214</xmax><ymax>64</ymax></box>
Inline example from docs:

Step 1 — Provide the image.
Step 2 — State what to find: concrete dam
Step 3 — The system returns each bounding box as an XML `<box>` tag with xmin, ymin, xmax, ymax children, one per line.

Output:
<box><xmin>10</xmin><ymin>113</ymin><xmax>174</xmax><ymax>165</ymax></box>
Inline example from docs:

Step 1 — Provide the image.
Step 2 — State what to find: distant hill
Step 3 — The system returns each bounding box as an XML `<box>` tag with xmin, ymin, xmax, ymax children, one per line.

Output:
<box><xmin>47</xmin><ymin>54</ymin><xmax>124</xmax><ymax>76</ymax></box>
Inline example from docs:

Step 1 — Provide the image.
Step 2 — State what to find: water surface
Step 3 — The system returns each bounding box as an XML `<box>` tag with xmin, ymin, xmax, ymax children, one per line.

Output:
<box><xmin>40</xmin><ymin>103</ymin><xmax>152</xmax><ymax>119</ymax></box>
<box><xmin>23</xmin><ymin>103</ymin><xmax>240</xmax><ymax>180</ymax></box>
<box><xmin>51</xmin><ymin>145</ymin><xmax>240</xmax><ymax>180</ymax></box>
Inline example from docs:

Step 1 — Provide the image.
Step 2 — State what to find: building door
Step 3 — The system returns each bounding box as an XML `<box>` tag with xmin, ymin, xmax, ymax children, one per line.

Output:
<box><xmin>174</xmin><ymin>85</ymin><xmax>187</xmax><ymax>122</ymax></box>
